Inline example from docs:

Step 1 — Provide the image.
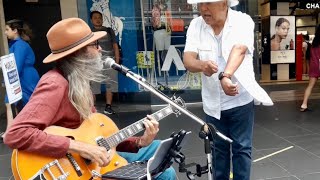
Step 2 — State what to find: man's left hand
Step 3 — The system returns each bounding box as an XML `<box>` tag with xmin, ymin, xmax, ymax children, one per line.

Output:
<box><xmin>139</xmin><ymin>115</ymin><xmax>159</xmax><ymax>147</ymax></box>
<box><xmin>220</xmin><ymin>78</ymin><xmax>239</xmax><ymax>96</ymax></box>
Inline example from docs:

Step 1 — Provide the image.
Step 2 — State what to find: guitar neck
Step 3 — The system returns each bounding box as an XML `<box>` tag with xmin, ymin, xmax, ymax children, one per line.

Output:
<box><xmin>101</xmin><ymin>106</ymin><xmax>173</xmax><ymax>149</ymax></box>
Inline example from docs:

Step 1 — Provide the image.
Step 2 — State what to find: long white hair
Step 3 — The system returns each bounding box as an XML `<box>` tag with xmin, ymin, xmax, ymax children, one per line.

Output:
<box><xmin>57</xmin><ymin>47</ymin><xmax>105</xmax><ymax>119</ymax></box>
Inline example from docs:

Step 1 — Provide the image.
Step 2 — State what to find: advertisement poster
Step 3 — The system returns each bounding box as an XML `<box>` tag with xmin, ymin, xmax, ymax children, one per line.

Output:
<box><xmin>1</xmin><ymin>53</ymin><xmax>22</xmax><ymax>104</ymax></box>
<box><xmin>270</xmin><ymin>16</ymin><xmax>296</xmax><ymax>64</ymax></box>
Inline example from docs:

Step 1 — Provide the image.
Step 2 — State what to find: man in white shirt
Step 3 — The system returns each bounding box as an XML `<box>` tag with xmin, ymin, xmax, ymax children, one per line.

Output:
<box><xmin>183</xmin><ymin>0</ymin><xmax>273</xmax><ymax>179</ymax></box>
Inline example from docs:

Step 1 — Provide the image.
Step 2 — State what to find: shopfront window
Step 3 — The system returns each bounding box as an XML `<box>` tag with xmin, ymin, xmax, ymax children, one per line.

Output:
<box><xmin>142</xmin><ymin>0</ymin><xmax>201</xmax><ymax>93</ymax></box>
<box><xmin>85</xmin><ymin>0</ymin><xmax>257</xmax><ymax>103</ymax></box>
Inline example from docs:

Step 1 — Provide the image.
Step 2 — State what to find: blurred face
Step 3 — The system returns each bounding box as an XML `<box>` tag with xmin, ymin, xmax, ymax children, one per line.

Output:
<box><xmin>86</xmin><ymin>44</ymin><xmax>103</xmax><ymax>70</ymax></box>
<box><xmin>198</xmin><ymin>0</ymin><xmax>227</xmax><ymax>26</ymax></box>
<box><xmin>91</xmin><ymin>13</ymin><xmax>103</xmax><ymax>28</ymax></box>
<box><xmin>276</xmin><ymin>22</ymin><xmax>290</xmax><ymax>39</ymax></box>
<box><xmin>86</xmin><ymin>40</ymin><xmax>102</xmax><ymax>57</ymax></box>
<box><xmin>77</xmin><ymin>44</ymin><xmax>103</xmax><ymax>71</ymax></box>
<box><xmin>5</xmin><ymin>25</ymin><xmax>17</xmax><ymax>40</ymax></box>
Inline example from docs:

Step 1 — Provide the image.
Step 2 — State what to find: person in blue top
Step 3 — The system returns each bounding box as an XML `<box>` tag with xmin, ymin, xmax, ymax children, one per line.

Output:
<box><xmin>1</xmin><ymin>19</ymin><xmax>40</xmax><ymax>140</ymax></box>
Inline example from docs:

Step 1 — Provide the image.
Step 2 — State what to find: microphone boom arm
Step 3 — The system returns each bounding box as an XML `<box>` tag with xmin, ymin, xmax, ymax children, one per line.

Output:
<box><xmin>124</xmin><ymin>73</ymin><xmax>233</xmax><ymax>144</ymax></box>
<box><xmin>106</xmin><ymin>57</ymin><xmax>233</xmax><ymax>180</ymax></box>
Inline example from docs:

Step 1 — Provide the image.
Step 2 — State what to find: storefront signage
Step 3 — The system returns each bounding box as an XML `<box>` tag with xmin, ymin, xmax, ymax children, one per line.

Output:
<box><xmin>161</xmin><ymin>45</ymin><xmax>186</xmax><ymax>71</ymax></box>
<box><xmin>300</xmin><ymin>2</ymin><xmax>320</xmax><ymax>9</ymax></box>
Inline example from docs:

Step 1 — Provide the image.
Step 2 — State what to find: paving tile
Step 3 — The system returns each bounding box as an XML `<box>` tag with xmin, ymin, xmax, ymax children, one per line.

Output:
<box><xmin>297</xmin><ymin>172</ymin><xmax>320</xmax><ymax>180</ymax></box>
<box><xmin>255</xmin><ymin>107</ymin><xmax>315</xmax><ymax>138</ymax></box>
<box><xmin>0</xmin><ymin>178</ymin><xmax>14</xmax><ymax>180</ymax></box>
<box><xmin>285</xmin><ymin>134</ymin><xmax>320</xmax><ymax>157</ymax></box>
<box><xmin>0</xmin><ymin>154</ymin><xmax>13</xmax><ymax>178</ymax></box>
<box><xmin>262</xmin><ymin>176</ymin><xmax>300</xmax><ymax>180</ymax></box>
<box><xmin>253</xmin><ymin>125</ymin><xmax>293</xmax><ymax>150</ymax></box>
<box><xmin>251</xmin><ymin>149</ymin><xmax>291</xmax><ymax>180</ymax></box>
<box><xmin>296</xmin><ymin>122</ymin><xmax>320</xmax><ymax>134</ymax></box>
<box><xmin>251</xmin><ymin>158</ymin><xmax>291</xmax><ymax>180</ymax></box>
<box><xmin>0</xmin><ymin>144</ymin><xmax>12</xmax><ymax>156</ymax></box>
<box><xmin>261</xmin><ymin>147</ymin><xmax>320</xmax><ymax>176</ymax></box>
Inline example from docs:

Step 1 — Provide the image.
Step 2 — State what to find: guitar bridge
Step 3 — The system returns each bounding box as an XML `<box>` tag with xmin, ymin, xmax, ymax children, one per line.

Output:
<box><xmin>29</xmin><ymin>159</ymin><xmax>70</xmax><ymax>180</ymax></box>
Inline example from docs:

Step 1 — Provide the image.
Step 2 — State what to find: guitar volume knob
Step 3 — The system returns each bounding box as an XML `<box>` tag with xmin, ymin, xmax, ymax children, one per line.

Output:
<box><xmin>114</xmin><ymin>161</ymin><xmax>119</xmax><ymax>166</ymax></box>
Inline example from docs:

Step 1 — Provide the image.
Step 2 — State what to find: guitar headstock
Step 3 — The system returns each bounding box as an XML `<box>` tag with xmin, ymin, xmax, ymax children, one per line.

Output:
<box><xmin>171</xmin><ymin>96</ymin><xmax>186</xmax><ymax>117</ymax></box>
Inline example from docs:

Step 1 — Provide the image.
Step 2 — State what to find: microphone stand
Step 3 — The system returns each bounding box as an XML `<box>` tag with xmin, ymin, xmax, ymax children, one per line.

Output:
<box><xmin>123</xmin><ymin>72</ymin><xmax>233</xmax><ymax>180</ymax></box>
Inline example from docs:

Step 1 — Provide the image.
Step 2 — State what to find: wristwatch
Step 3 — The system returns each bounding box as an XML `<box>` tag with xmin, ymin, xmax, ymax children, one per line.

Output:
<box><xmin>218</xmin><ymin>72</ymin><xmax>232</xmax><ymax>80</ymax></box>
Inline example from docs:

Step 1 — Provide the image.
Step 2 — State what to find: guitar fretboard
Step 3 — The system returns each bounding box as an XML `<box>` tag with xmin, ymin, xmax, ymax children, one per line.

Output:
<box><xmin>97</xmin><ymin>106</ymin><xmax>174</xmax><ymax>150</ymax></box>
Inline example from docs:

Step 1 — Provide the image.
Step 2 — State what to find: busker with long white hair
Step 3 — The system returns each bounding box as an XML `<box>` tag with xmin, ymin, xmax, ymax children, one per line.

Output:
<box><xmin>4</xmin><ymin>18</ymin><xmax>176</xmax><ymax>180</ymax></box>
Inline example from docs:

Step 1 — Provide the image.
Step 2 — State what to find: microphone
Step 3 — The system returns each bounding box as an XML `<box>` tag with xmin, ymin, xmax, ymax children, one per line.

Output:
<box><xmin>104</xmin><ymin>58</ymin><xmax>146</xmax><ymax>82</ymax></box>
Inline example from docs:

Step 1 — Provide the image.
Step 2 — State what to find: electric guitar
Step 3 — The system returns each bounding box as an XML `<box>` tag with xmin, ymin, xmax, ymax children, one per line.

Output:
<box><xmin>11</xmin><ymin>98</ymin><xmax>185</xmax><ymax>180</ymax></box>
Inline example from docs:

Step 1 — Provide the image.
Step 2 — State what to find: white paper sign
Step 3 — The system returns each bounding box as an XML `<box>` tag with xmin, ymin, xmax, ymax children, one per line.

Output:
<box><xmin>1</xmin><ymin>53</ymin><xmax>22</xmax><ymax>104</ymax></box>
<box><xmin>271</xmin><ymin>50</ymin><xmax>295</xmax><ymax>64</ymax></box>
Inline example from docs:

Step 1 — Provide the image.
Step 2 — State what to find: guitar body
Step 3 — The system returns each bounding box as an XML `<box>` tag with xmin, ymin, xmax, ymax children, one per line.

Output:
<box><xmin>11</xmin><ymin>113</ymin><xmax>128</xmax><ymax>180</ymax></box>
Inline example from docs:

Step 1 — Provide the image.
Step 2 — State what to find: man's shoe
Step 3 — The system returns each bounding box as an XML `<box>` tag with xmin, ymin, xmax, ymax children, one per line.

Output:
<box><xmin>104</xmin><ymin>106</ymin><xmax>115</xmax><ymax>115</ymax></box>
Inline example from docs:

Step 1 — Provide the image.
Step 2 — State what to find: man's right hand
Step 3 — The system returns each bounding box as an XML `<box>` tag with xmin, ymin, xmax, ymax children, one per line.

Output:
<box><xmin>68</xmin><ymin>140</ymin><xmax>112</xmax><ymax>167</ymax></box>
<box><xmin>201</xmin><ymin>60</ymin><xmax>218</xmax><ymax>77</ymax></box>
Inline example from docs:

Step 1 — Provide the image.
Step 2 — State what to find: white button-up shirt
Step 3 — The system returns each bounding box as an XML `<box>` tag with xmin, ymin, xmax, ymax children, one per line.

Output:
<box><xmin>184</xmin><ymin>8</ymin><xmax>273</xmax><ymax>119</ymax></box>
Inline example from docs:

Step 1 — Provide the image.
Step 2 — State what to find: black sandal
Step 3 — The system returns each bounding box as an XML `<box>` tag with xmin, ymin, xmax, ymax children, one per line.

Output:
<box><xmin>300</xmin><ymin>107</ymin><xmax>311</xmax><ymax>112</ymax></box>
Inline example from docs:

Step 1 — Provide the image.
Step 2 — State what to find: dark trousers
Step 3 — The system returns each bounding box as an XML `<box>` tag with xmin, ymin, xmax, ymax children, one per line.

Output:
<box><xmin>206</xmin><ymin>101</ymin><xmax>254</xmax><ymax>180</ymax></box>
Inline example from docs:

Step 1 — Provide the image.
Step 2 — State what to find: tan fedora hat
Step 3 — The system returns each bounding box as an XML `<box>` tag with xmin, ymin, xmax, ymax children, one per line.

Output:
<box><xmin>187</xmin><ymin>0</ymin><xmax>239</xmax><ymax>7</ymax></box>
<box><xmin>43</xmin><ymin>18</ymin><xmax>107</xmax><ymax>63</ymax></box>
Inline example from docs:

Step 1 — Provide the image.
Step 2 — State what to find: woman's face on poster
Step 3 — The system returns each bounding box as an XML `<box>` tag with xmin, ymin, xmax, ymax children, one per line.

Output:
<box><xmin>276</xmin><ymin>21</ymin><xmax>290</xmax><ymax>39</ymax></box>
